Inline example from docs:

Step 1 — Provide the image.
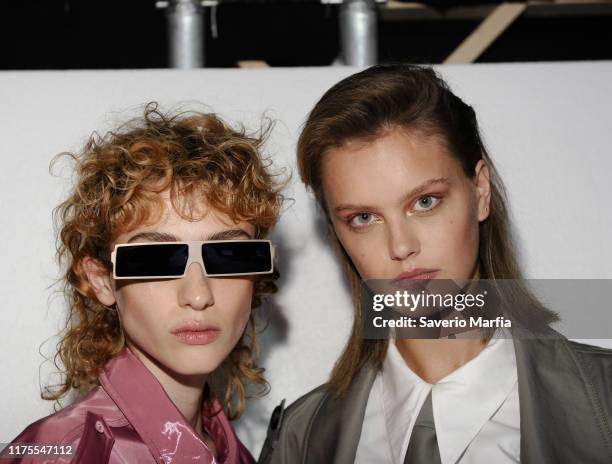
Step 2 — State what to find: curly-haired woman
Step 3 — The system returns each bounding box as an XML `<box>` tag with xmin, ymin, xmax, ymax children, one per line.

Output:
<box><xmin>5</xmin><ymin>104</ymin><xmax>283</xmax><ymax>464</ymax></box>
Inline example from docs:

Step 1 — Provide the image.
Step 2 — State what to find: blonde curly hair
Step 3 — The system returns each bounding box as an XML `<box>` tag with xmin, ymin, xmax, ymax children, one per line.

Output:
<box><xmin>45</xmin><ymin>103</ymin><xmax>284</xmax><ymax>419</ymax></box>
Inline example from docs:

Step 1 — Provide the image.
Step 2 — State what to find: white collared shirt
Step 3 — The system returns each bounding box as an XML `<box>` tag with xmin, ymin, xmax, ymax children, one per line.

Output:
<box><xmin>355</xmin><ymin>337</ymin><xmax>520</xmax><ymax>464</ymax></box>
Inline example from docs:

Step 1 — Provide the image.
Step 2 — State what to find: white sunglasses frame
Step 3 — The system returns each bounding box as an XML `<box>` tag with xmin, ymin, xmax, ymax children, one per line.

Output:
<box><xmin>110</xmin><ymin>239</ymin><xmax>275</xmax><ymax>280</ymax></box>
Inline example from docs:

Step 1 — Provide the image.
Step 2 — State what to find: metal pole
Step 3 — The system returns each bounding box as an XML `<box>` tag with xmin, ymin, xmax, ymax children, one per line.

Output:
<box><xmin>166</xmin><ymin>0</ymin><xmax>204</xmax><ymax>68</ymax></box>
<box><xmin>339</xmin><ymin>0</ymin><xmax>378</xmax><ymax>66</ymax></box>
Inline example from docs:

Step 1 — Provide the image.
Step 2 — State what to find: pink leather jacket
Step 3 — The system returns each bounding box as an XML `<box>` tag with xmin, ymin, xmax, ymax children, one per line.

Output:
<box><xmin>4</xmin><ymin>348</ymin><xmax>254</xmax><ymax>463</ymax></box>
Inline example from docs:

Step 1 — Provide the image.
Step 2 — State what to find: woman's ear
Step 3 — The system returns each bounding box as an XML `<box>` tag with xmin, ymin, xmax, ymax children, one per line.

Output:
<box><xmin>474</xmin><ymin>159</ymin><xmax>491</xmax><ymax>222</ymax></box>
<box><xmin>80</xmin><ymin>256</ymin><xmax>117</xmax><ymax>307</ymax></box>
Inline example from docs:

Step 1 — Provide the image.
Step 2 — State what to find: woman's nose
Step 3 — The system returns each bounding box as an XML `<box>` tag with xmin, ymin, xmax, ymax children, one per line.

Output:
<box><xmin>177</xmin><ymin>262</ymin><xmax>215</xmax><ymax>311</ymax></box>
<box><xmin>387</xmin><ymin>219</ymin><xmax>420</xmax><ymax>262</ymax></box>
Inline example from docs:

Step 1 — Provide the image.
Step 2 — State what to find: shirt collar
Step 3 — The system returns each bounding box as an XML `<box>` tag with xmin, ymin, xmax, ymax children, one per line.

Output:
<box><xmin>99</xmin><ymin>347</ymin><xmax>239</xmax><ymax>464</ymax></box>
<box><xmin>381</xmin><ymin>341</ymin><xmax>430</xmax><ymax>463</ymax></box>
<box><xmin>381</xmin><ymin>337</ymin><xmax>517</xmax><ymax>464</ymax></box>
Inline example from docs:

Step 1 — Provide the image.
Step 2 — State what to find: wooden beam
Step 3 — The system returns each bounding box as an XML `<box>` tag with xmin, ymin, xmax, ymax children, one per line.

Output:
<box><xmin>444</xmin><ymin>2</ymin><xmax>527</xmax><ymax>64</ymax></box>
<box><xmin>237</xmin><ymin>60</ymin><xmax>270</xmax><ymax>68</ymax></box>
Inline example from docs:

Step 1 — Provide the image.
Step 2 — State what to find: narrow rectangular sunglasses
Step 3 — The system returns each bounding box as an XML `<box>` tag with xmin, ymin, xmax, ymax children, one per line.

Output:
<box><xmin>111</xmin><ymin>240</ymin><xmax>274</xmax><ymax>279</ymax></box>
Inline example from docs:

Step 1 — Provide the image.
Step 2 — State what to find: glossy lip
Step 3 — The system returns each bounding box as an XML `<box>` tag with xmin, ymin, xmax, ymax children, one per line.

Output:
<box><xmin>171</xmin><ymin>321</ymin><xmax>221</xmax><ymax>346</ymax></box>
<box><xmin>394</xmin><ymin>268</ymin><xmax>439</xmax><ymax>281</ymax></box>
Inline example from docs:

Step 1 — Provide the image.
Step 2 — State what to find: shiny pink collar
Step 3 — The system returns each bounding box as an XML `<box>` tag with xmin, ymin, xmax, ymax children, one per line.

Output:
<box><xmin>99</xmin><ymin>347</ymin><xmax>238</xmax><ymax>463</ymax></box>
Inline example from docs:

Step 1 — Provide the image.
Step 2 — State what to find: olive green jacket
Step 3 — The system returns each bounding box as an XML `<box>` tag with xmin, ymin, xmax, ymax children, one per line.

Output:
<box><xmin>259</xmin><ymin>335</ymin><xmax>612</xmax><ymax>463</ymax></box>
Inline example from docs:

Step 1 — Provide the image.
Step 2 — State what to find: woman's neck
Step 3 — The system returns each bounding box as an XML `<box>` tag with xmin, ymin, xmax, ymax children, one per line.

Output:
<box><xmin>126</xmin><ymin>344</ymin><xmax>207</xmax><ymax>433</ymax></box>
<box><xmin>395</xmin><ymin>335</ymin><xmax>487</xmax><ymax>384</ymax></box>
<box><xmin>394</xmin><ymin>265</ymin><xmax>489</xmax><ymax>383</ymax></box>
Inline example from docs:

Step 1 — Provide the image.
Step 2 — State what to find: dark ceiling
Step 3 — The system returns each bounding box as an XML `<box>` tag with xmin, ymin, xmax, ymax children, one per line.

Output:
<box><xmin>1</xmin><ymin>0</ymin><xmax>611</xmax><ymax>69</ymax></box>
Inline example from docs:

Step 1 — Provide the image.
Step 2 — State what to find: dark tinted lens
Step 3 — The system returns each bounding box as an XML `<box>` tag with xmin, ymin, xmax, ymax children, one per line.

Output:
<box><xmin>202</xmin><ymin>241</ymin><xmax>272</xmax><ymax>275</ymax></box>
<box><xmin>115</xmin><ymin>244</ymin><xmax>188</xmax><ymax>278</ymax></box>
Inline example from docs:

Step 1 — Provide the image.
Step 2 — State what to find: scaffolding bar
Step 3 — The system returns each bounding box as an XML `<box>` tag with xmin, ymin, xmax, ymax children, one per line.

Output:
<box><xmin>340</xmin><ymin>0</ymin><xmax>378</xmax><ymax>66</ymax></box>
<box><xmin>167</xmin><ymin>0</ymin><xmax>205</xmax><ymax>68</ymax></box>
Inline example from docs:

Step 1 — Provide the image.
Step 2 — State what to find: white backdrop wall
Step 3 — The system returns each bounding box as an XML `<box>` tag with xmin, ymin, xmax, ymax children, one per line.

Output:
<box><xmin>1</xmin><ymin>62</ymin><xmax>611</xmax><ymax>454</ymax></box>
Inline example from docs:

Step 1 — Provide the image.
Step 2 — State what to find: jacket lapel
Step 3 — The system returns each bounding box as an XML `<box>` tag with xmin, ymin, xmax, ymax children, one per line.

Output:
<box><xmin>514</xmin><ymin>333</ymin><xmax>610</xmax><ymax>463</ymax></box>
<box><xmin>306</xmin><ymin>364</ymin><xmax>377</xmax><ymax>464</ymax></box>
<box><xmin>99</xmin><ymin>348</ymin><xmax>219</xmax><ymax>463</ymax></box>
<box><xmin>307</xmin><ymin>334</ymin><xmax>610</xmax><ymax>464</ymax></box>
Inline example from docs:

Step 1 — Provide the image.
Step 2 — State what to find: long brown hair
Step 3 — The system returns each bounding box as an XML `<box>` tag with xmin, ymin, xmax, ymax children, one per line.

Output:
<box><xmin>46</xmin><ymin>103</ymin><xmax>284</xmax><ymax>418</ymax></box>
<box><xmin>297</xmin><ymin>64</ymin><xmax>557</xmax><ymax>396</ymax></box>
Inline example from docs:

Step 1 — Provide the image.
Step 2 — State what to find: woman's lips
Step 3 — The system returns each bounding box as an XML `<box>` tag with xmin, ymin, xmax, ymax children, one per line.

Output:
<box><xmin>392</xmin><ymin>269</ymin><xmax>439</xmax><ymax>289</ymax></box>
<box><xmin>171</xmin><ymin>321</ymin><xmax>221</xmax><ymax>345</ymax></box>
<box><xmin>395</xmin><ymin>269</ymin><xmax>439</xmax><ymax>280</ymax></box>
<box><xmin>173</xmin><ymin>329</ymin><xmax>220</xmax><ymax>345</ymax></box>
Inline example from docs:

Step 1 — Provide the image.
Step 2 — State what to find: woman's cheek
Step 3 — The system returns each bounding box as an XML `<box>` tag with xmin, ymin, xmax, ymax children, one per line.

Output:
<box><xmin>218</xmin><ymin>284</ymin><xmax>253</xmax><ymax>331</ymax></box>
<box><xmin>338</xmin><ymin>230</ymin><xmax>381</xmax><ymax>277</ymax></box>
<box><xmin>448</xmin><ymin>213</ymin><xmax>480</xmax><ymax>277</ymax></box>
<box><xmin>344</xmin><ymin>243</ymin><xmax>374</xmax><ymax>278</ymax></box>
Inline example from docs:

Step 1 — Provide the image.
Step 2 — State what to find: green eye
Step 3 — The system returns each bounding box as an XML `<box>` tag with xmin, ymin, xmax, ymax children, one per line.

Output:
<box><xmin>419</xmin><ymin>197</ymin><xmax>432</xmax><ymax>207</ymax></box>
<box><xmin>413</xmin><ymin>195</ymin><xmax>440</xmax><ymax>212</ymax></box>
<box><xmin>348</xmin><ymin>212</ymin><xmax>379</xmax><ymax>228</ymax></box>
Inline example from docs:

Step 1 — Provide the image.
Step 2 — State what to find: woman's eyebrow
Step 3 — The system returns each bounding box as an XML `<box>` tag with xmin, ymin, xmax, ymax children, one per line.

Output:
<box><xmin>127</xmin><ymin>231</ymin><xmax>178</xmax><ymax>243</ymax></box>
<box><xmin>334</xmin><ymin>177</ymin><xmax>450</xmax><ymax>213</ymax></box>
<box><xmin>399</xmin><ymin>177</ymin><xmax>450</xmax><ymax>203</ymax></box>
<box><xmin>127</xmin><ymin>229</ymin><xmax>253</xmax><ymax>242</ymax></box>
<box><xmin>206</xmin><ymin>229</ymin><xmax>253</xmax><ymax>240</ymax></box>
